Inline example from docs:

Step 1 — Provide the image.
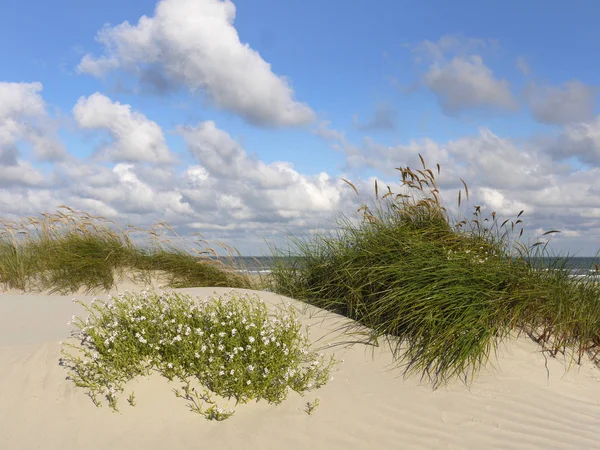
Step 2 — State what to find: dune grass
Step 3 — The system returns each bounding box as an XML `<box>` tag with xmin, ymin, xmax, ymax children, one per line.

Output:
<box><xmin>0</xmin><ymin>206</ymin><xmax>254</xmax><ymax>294</ymax></box>
<box><xmin>269</xmin><ymin>156</ymin><xmax>600</xmax><ymax>387</ymax></box>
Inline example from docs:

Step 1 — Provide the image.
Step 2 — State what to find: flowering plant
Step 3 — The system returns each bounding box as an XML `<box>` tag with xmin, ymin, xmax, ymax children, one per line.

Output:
<box><xmin>61</xmin><ymin>290</ymin><xmax>337</xmax><ymax>420</ymax></box>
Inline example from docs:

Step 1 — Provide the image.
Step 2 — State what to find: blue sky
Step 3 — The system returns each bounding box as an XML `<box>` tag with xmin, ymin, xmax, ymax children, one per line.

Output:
<box><xmin>1</xmin><ymin>0</ymin><xmax>600</xmax><ymax>255</ymax></box>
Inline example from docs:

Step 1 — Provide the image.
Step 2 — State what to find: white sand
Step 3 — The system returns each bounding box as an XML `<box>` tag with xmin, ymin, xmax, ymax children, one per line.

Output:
<box><xmin>2</xmin><ymin>283</ymin><xmax>600</xmax><ymax>450</ymax></box>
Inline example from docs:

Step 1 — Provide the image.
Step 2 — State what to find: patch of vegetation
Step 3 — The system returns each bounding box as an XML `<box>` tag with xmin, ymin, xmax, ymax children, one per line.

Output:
<box><xmin>270</xmin><ymin>156</ymin><xmax>600</xmax><ymax>387</ymax></box>
<box><xmin>60</xmin><ymin>290</ymin><xmax>337</xmax><ymax>420</ymax></box>
<box><xmin>0</xmin><ymin>206</ymin><xmax>253</xmax><ymax>293</ymax></box>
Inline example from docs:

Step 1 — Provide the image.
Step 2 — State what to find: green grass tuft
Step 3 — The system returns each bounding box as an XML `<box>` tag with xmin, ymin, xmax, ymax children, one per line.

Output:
<box><xmin>270</xmin><ymin>156</ymin><xmax>600</xmax><ymax>387</ymax></box>
<box><xmin>0</xmin><ymin>206</ymin><xmax>254</xmax><ymax>293</ymax></box>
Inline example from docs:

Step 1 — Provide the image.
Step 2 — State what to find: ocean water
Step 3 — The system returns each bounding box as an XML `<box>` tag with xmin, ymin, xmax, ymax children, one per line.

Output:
<box><xmin>226</xmin><ymin>256</ymin><xmax>600</xmax><ymax>278</ymax></box>
<box><xmin>524</xmin><ymin>257</ymin><xmax>600</xmax><ymax>277</ymax></box>
<box><xmin>226</xmin><ymin>256</ymin><xmax>291</xmax><ymax>275</ymax></box>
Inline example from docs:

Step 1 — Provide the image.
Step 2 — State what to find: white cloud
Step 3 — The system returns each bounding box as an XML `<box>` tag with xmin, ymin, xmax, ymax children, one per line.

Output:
<box><xmin>0</xmin><ymin>81</ymin><xmax>66</xmax><ymax>162</ymax></box>
<box><xmin>524</xmin><ymin>80</ymin><xmax>597</xmax><ymax>125</ymax></box>
<box><xmin>424</xmin><ymin>56</ymin><xmax>518</xmax><ymax>114</ymax></box>
<box><xmin>0</xmin><ymin>118</ymin><xmax>358</xmax><ymax>255</ymax></box>
<box><xmin>51</xmin><ymin>160</ymin><xmax>192</xmax><ymax>220</ymax></box>
<box><xmin>73</xmin><ymin>92</ymin><xmax>175</xmax><ymax>164</ymax></box>
<box><xmin>550</xmin><ymin>116</ymin><xmax>600</xmax><ymax>165</ymax></box>
<box><xmin>405</xmin><ymin>35</ymin><xmax>517</xmax><ymax>115</ymax></box>
<box><xmin>178</xmin><ymin>121</ymin><xmax>348</xmax><ymax>218</ymax></box>
<box><xmin>77</xmin><ymin>0</ymin><xmax>315</xmax><ymax>127</ymax></box>
<box><xmin>0</xmin><ymin>162</ymin><xmax>45</xmax><ymax>187</ymax></box>
<box><xmin>478</xmin><ymin>187</ymin><xmax>529</xmax><ymax>217</ymax></box>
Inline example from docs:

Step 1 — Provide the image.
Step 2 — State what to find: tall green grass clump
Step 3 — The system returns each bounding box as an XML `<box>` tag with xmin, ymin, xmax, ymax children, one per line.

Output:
<box><xmin>0</xmin><ymin>206</ymin><xmax>253</xmax><ymax>294</ymax></box>
<box><xmin>270</xmin><ymin>156</ymin><xmax>600</xmax><ymax>386</ymax></box>
<box><xmin>60</xmin><ymin>290</ymin><xmax>337</xmax><ymax>420</ymax></box>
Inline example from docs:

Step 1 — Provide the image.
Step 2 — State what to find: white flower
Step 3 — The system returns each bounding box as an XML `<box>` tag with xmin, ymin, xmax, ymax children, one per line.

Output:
<box><xmin>248</xmin><ymin>336</ymin><xmax>255</xmax><ymax>343</ymax></box>
<box><xmin>218</xmin><ymin>332</ymin><xmax>226</xmax><ymax>338</ymax></box>
<box><xmin>231</xmin><ymin>329</ymin><xmax>237</xmax><ymax>336</ymax></box>
<box><xmin>246</xmin><ymin>380</ymin><xmax>251</xmax><ymax>385</ymax></box>
<box><xmin>247</xmin><ymin>365</ymin><xmax>254</xmax><ymax>372</ymax></box>
<box><xmin>167</xmin><ymin>363</ymin><xmax>173</xmax><ymax>369</ymax></box>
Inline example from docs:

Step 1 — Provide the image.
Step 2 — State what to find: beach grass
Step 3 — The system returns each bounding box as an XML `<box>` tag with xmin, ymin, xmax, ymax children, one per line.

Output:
<box><xmin>0</xmin><ymin>207</ymin><xmax>254</xmax><ymax>294</ymax></box>
<box><xmin>269</xmin><ymin>156</ymin><xmax>600</xmax><ymax>387</ymax></box>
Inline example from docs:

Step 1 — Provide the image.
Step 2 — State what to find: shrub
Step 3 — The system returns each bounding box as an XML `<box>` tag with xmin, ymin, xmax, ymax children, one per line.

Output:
<box><xmin>60</xmin><ymin>290</ymin><xmax>337</xmax><ymax>420</ymax></box>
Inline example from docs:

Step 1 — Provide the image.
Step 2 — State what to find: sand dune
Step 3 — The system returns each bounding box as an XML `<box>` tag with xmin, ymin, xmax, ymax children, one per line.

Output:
<box><xmin>2</xmin><ymin>284</ymin><xmax>600</xmax><ymax>450</ymax></box>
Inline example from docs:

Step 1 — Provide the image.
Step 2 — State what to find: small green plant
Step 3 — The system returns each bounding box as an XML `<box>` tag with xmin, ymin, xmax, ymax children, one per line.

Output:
<box><xmin>60</xmin><ymin>290</ymin><xmax>337</xmax><ymax>420</ymax></box>
<box><xmin>304</xmin><ymin>397</ymin><xmax>320</xmax><ymax>415</ymax></box>
<box><xmin>127</xmin><ymin>391</ymin><xmax>136</xmax><ymax>407</ymax></box>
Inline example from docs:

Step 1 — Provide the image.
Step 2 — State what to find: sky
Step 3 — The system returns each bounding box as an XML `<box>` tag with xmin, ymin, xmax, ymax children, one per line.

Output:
<box><xmin>1</xmin><ymin>0</ymin><xmax>600</xmax><ymax>256</ymax></box>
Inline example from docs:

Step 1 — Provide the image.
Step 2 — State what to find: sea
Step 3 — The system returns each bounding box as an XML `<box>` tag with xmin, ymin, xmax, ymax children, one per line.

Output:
<box><xmin>225</xmin><ymin>256</ymin><xmax>600</xmax><ymax>278</ymax></box>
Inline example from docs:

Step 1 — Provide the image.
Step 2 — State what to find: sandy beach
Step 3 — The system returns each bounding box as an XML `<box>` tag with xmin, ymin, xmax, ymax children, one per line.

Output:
<box><xmin>0</xmin><ymin>281</ymin><xmax>599</xmax><ymax>450</ymax></box>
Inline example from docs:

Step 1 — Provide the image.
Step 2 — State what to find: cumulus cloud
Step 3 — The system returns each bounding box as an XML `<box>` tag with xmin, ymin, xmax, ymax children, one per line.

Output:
<box><xmin>406</xmin><ymin>35</ymin><xmax>518</xmax><ymax>115</ymax></box>
<box><xmin>0</xmin><ymin>81</ymin><xmax>66</xmax><ymax>162</ymax></box>
<box><xmin>73</xmin><ymin>92</ymin><xmax>175</xmax><ymax>164</ymax></box>
<box><xmin>424</xmin><ymin>56</ymin><xmax>518</xmax><ymax>114</ymax></box>
<box><xmin>0</xmin><ymin>117</ymin><xmax>360</xmax><ymax>253</ymax></box>
<box><xmin>550</xmin><ymin>116</ymin><xmax>600</xmax><ymax>165</ymax></box>
<box><xmin>178</xmin><ymin>121</ymin><xmax>349</xmax><ymax>221</ymax></box>
<box><xmin>0</xmin><ymin>162</ymin><xmax>45</xmax><ymax>187</ymax></box>
<box><xmin>77</xmin><ymin>0</ymin><xmax>315</xmax><ymax>127</ymax></box>
<box><xmin>524</xmin><ymin>80</ymin><xmax>598</xmax><ymax>125</ymax></box>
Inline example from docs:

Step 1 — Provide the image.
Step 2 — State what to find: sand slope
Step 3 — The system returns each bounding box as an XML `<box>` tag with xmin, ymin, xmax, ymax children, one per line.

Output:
<box><xmin>2</xmin><ymin>285</ymin><xmax>600</xmax><ymax>450</ymax></box>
